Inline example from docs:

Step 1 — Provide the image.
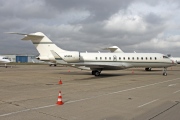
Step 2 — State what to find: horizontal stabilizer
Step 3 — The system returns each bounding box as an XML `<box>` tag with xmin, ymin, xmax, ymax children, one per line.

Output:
<box><xmin>6</xmin><ymin>32</ymin><xmax>44</xmax><ymax>40</ymax></box>
<box><xmin>6</xmin><ymin>32</ymin><xmax>28</xmax><ymax>35</ymax></box>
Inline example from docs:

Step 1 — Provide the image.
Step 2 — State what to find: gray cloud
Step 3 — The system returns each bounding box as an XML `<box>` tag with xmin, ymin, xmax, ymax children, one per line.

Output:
<box><xmin>144</xmin><ymin>12</ymin><xmax>165</xmax><ymax>25</ymax></box>
<box><xmin>45</xmin><ymin>0</ymin><xmax>134</xmax><ymax>21</ymax></box>
<box><xmin>0</xmin><ymin>0</ymin><xmax>180</xmax><ymax>56</ymax></box>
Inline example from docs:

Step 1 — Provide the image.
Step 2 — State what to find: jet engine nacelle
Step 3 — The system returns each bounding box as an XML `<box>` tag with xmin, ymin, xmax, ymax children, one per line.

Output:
<box><xmin>36</xmin><ymin>55</ymin><xmax>55</xmax><ymax>61</ymax></box>
<box><xmin>61</xmin><ymin>51</ymin><xmax>80</xmax><ymax>63</ymax></box>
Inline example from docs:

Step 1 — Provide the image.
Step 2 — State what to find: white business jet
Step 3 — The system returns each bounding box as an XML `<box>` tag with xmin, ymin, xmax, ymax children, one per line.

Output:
<box><xmin>0</xmin><ymin>56</ymin><xmax>10</xmax><ymax>68</ymax></box>
<box><xmin>104</xmin><ymin>46</ymin><xmax>180</xmax><ymax>71</ymax></box>
<box><xmin>170</xmin><ymin>57</ymin><xmax>180</xmax><ymax>64</ymax></box>
<box><xmin>8</xmin><ymin>32</ymin><xmax>176</xmax><ymax>76</ymax></box>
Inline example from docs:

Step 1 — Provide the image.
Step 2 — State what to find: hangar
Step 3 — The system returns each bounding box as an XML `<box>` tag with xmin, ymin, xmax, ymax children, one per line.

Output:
<box><xmin>0</xmin><ymin>54</ymin><xmax>40</xmax><ymax>63</ymax></box>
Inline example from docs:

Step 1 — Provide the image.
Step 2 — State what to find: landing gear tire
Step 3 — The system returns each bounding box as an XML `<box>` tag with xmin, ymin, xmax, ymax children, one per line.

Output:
<box><xmin>163</xmin><ymin>72</ymin><xmax>167</xmax><ymax>76</ymax></box>
<box><xmin>94</xmin><ymin>71</ymin><xmax>100</xmax><ymax>76</ymax></box>
<box><xmin>92</xmin><ymin>71</ymin><xmax>95</xmax><ymax>75</ymax></box>
<box><xmin>145</xmin><ymin>67</ymin><xmax>151</xmax><ymax>71</ymax></box>
<box><xmin>92</xmin><ymin>70</ymin><xmax>101</xmax><ymax>76</ymax></box>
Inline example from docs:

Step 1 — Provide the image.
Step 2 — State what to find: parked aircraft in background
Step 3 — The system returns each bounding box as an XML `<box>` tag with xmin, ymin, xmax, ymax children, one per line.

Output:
<box><xmin>0</xmin><ymin>56</ymin><xmax>10</xmax><ymax>63</ymax></box>
<box><xmin>170</xmin><ymin>57</ymin><xmax>180</xmax><ymax>64</ymax></box>
<box><xmin>9</xmin><ymin>32</ymin><xmax>176</xmax><ymax>76</ymax></box>
<box><xmin>0</xmin><ymin>56</ymin><xmax>11</xmax><ymax>68</ymax></box>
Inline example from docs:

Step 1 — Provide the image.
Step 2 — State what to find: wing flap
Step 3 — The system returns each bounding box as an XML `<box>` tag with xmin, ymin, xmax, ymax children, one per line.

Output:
<box><xmin>72</xmin><ymin>62</ymin><xmax>128</xmax><ymax>68</ymax></box>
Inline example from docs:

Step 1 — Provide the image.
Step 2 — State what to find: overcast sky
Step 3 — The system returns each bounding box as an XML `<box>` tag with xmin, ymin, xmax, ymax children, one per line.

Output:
<box><xmin>1</xmin><ymin>0</ymin><xmax>180</xmax><ymax>56</ymax></box>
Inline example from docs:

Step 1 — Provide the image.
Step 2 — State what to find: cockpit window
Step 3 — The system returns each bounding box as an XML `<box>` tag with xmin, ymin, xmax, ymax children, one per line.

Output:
<box><xmin>3</xmin><ymin>57</ymin><xmax>8</xmax><ymax>59</ymax></box>
<box><xmin>163</xmin><ymin>56</ymin><xmax>168</xmax><ymax>58</ymax></box>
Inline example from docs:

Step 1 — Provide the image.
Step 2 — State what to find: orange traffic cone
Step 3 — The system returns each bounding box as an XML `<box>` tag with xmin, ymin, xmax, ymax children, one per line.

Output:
<box><xmin>132</xmin><ymin>70</ymin><xmax>134</xmax><ymax>74</ymax></box>
<box><xmin>56</xmin><ymin>91</ymin><xmax>63</xmax><ymax>105</ymax></box>
<box><xmin>59</xmin><ymin>79</ymin><xmax>62</xmax><ymax>85</ymax></box>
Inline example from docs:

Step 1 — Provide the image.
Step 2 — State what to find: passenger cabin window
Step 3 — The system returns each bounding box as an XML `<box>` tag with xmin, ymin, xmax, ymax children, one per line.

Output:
<box><xmin>146</xmin><ymin>57</ymin><xmax>147</xmax><ymax>60</ymax></box>
<box><xmin>128</xmin><ymin>57</ymin><xmax>130</xmax><ymax>60</ymax></box>
<box><xmin>109</xmin><ymin>57</ymin><xmax>111</xmax><ymax>60</ymax></box>
<box><xmin>100</xmin><ymin>57</ymin><xmax>102</xmax><ymax>60</ymax></box>
<box><xmin>119</xmin><ymin>57</ymin><xmax>121</xmax><ymax>60</ymax></box>
<box><xmin>155</xmin><ymin>57</ymin><xmax>157</xmax><ymax>60</ymax></box>
<box><xmin>141</xmin><ymin>57</ymin><xmax>143</xmax><ymax>60</ymax></box>
<box><xmin>150</xmin><ymin>57</ymin><xmax>152</xmax><ymax>60</ymax></box>
<box><xmin>105</xmin><ymin>57</ymin><xmax>107</xmax><ymax>60</ymax></box>
<box><xmin>137</xmin><ymin>57</ymin><xmax>139</xmax><ymax>60</ymax></box>
<box><xmin>132</xmin><ymin>57</ymin><xmax>134</xmax><ymax>60</ymax></box>
<box><xmin>123</xmin><ymin>57</ymin><xmax>125</xmax><ymax>60</ymax></box>
<box><xmin>96</xmin><ymin>57</ymin><xmax>98</xmax><ymax>60</ymax></box>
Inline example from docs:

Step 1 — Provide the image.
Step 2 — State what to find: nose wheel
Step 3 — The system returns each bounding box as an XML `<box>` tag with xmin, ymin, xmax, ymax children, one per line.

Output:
<box><xmin>163</xmin><ymin>67</ymin><xmax>167</xmax><ymax>76</ymax></box>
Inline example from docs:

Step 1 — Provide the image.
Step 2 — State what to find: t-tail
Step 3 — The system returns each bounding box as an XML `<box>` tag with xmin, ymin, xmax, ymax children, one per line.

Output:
<box><xmin>7</xmin><ymin>32</ymin><xmax>68</xmax><ymax>62</ymax></box>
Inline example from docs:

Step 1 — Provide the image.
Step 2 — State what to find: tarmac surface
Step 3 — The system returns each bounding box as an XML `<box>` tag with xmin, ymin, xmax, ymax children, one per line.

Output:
<box><xmin>0</xmin><ymin>64</ymin><xmax>180</xmax><ymax>120</ymax></box>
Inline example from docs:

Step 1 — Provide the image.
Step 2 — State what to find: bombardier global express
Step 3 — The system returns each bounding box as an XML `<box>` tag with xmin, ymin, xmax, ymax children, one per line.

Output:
<box><xmin>9</xmin><ymin>32</ymin><xmax>176</xmax><ymax>76</ymax></box>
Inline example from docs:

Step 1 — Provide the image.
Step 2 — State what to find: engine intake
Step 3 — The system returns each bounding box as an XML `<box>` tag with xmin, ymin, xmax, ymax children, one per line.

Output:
<box><xmin>62</xmin><ymin>52</ymin><xmax>80</xmax><ymax>62</ymax></box>
<box><xmin>36</xmin><ymin>55</ymin><xmax>55</xmax><ymax>61</ymax></box>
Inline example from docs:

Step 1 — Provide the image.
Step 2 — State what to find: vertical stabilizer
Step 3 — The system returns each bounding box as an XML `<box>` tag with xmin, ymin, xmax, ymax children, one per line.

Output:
<box><xmin>8</xmin><ymin>32</ymin><xmax>68</xmax><ymax>61</ymax></box>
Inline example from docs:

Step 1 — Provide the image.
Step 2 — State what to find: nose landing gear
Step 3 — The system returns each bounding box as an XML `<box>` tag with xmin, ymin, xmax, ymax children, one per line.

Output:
<box><xmin>163</xmin><ymin>67</ymin><xmax>167</xmax><ymax>76</ymax></box>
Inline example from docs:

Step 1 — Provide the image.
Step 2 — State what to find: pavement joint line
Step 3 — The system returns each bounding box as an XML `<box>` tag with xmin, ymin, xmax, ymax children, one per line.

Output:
<box><xmin>168</xmin><ymin>84</ymin><xmax>177</xmax><ymax>87</ymax></box>
<box><xmin>65</xmin><ymin>83</ymin><xmax>92</xmax><ymax>86</ymax></box>
<box><xmin>148</xmin><ymin>101</ymin><xmax>180</xmax><ymax>120</ymax></box>
<box><xmin>173</xmin><ymin>89</ymin><xmax>180</xmax><ymax>94</ymax></box>
<box><xmin>0</xmin><ymin>104</ymin><xmax>56</xmax><ymax>117</ymax></box>
<box><xmin>0</xmin><ymin>77</ymin><xmax>180</xmax><ymax>117</ymax></box>
<box><xmin>138</xmin><ymin>99</ymin><xmax>159</xmax><ymax>108</ymax></box>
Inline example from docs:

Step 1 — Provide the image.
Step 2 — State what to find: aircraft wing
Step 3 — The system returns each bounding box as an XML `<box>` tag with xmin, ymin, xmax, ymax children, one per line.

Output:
<box><xmin>103</xmin><ymin>46</ymin><xmax>124</xmax><ymax>53</ymax></box>
<box><xmin>72</xmin><ymin>62</ymin><xmax>132</xmax><ymax>70</ymax></box>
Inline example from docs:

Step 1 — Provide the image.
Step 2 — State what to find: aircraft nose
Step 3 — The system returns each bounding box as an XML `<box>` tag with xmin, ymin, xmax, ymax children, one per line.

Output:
<box><xmin>171</xmin><ymin>60</ymin><xmax>177</xmax><ymax>65</ymax></box>
<box><xmin>6</xmin><ymin>59</ymin><xmax>11</xmax><ymax>63</ymax></box>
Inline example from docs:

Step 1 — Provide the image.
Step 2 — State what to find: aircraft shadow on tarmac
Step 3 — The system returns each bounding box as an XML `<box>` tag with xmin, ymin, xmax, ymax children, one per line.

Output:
<box><xmin>168</xmin><ymin>69</ymin><xmax>180</xmax><ymax>71</ymax></box>
<box><xmin>57</xmin><ymin>71</ymin><xmax>163</xmax><ymax>81</ymax></box>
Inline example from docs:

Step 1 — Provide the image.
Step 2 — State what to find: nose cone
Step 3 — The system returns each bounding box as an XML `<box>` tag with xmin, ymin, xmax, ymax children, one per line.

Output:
<box><xmin>2</xmin><ymin>58</ymin><xmax>11</xmax><ymax>63</ymax></box>
<box><xmin>3</xmin><ymin>60</ymin><xmax>10</xmax><ymax>63</ymax></box>
<box><xmin>0</xmin><ymin>57</ymin><xmax>11</xmax><ymax>63</ymax></box>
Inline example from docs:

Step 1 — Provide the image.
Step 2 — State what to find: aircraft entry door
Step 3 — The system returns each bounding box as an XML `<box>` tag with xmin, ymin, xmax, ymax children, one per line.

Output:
<box><xmin>113</xmin><ymin>55</ymin><xmax>117</xmax><ymax>61</ymax></box>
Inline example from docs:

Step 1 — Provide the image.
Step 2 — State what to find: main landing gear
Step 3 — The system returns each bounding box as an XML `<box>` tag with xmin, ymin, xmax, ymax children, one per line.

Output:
<box><xmin>92</xmin><ymin>70</ymin><xmax>101</xmax><ymax>76</ymax></box>
<box><xmin>145</xmin><ymin>67</ymin><xmax>151</xmax><ymax>71</ymax></box>
<box><xmin>163</xmin><ymin>67</ymin><xmax>167</xmax><ymax>76</ymax></box>
<box><xmin>49</xmin><ymin>64</ymin><xmax>57</xmax><ymax>67</ymax></box>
